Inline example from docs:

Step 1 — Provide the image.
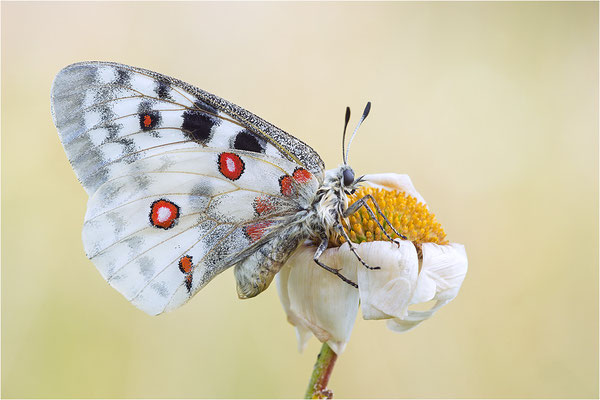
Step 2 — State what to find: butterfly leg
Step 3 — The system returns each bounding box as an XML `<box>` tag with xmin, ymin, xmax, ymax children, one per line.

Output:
<box><xmin>336</xmin><ymin>224</ymin><xmax>380</xmax><ymax>270</ymax></box>
<box><xmin>345</xmin><ymin>194</ymin><xmax>408</xmax><ymax>242</ymax></box>
<box><xmin>313</xmin><ymin>234</ymin><xmax>358</xmax><ymax>288</ymax></box>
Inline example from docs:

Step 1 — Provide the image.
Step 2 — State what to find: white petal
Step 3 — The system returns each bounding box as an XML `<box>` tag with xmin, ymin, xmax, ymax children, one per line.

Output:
<box><xmin>362</xmin><ymin>173</ymin><xmax>427</xmax><ymax>205</ymax></box>
<box><xmin>276</xmin><ymin>243</ymin><xmax>359</xmax><ymax>354</ymax></box>
<box><xmin>355</xmin><ymin>241</ymin><xmax>419</xmax><ymax>320</ymax></box>
<box><xmin>387</xmin><ymin>243</ymin><xmax>468</xmax><ymax>332</ymax></box>
<box><xmin>276</xmin><ymin>263</ymin><xmax>312</xmax><ymax>352</ymax></box>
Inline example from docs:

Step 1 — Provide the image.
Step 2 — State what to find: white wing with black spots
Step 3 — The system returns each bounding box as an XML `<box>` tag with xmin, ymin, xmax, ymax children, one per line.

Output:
<box><xmin>51</xmin><ymin>62</ymin><xmax>324</xmax><ymax>315</ymax></box>
<box><xmin>80</xmin><ymin>148</ymin><xmax>318</xmax><ymax>315</ymax></box>
<box><xmin>51</xmin><ymin>61</ymin><xmax>325</xmax><ymax>195</ymax></box>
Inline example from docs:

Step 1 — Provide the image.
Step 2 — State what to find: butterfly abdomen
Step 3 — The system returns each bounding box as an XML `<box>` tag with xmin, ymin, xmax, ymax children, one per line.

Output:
<box><xmin>234</xmin><ymin>226</ymin><xmax>304</xmax><ymax>299</ymax></box>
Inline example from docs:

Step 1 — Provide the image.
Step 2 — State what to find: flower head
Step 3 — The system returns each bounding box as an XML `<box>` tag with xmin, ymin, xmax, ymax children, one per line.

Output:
<box><xmin>276</xmin><ymin>173</ymin><xmax>468</xmax><ymax>354</ymax></box>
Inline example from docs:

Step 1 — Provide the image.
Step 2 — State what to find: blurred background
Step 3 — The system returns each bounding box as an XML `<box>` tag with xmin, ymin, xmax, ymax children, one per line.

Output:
<box><xmin>1</xmin><ymin>2</ymin><xmax>598</xmax><ymax>398</ymax></box>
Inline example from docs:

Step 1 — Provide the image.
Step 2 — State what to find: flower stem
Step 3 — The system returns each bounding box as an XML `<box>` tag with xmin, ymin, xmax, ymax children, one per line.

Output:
<box><xmin>304</xmin><ymin>342</ymin><xmax>338</xmax><ymax>399</ymax></box>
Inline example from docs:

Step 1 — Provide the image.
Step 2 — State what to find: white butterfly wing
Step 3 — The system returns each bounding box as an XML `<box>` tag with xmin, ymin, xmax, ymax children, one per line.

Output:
<box><xmin>51</xmin><ymin>62</ymin><xmax>321</xmax><ymax>315</ymax></box>
<box><xmin>51</xmin><ymin>61</ymin><xmax>324</xmax><ymax>194</ymax></box>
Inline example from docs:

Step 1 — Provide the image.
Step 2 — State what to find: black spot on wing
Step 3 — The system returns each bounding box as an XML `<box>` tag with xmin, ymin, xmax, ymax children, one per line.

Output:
<box><xmin>232</xmin><ymin>129</ymin><xmax>265</xmax><ymax>153</ymax></box>
<box><xmin>139</xmin><ymin>110</ymin><xmax>161</xmax><ymax>131</ymax></box>
<box><xmin>137</xmin><ymin>100</ymin><xmax>161</xmax><ymax>131</ymax></box>
<box><xmin>115</xmin><ymin>69</ymin><xmax>131</xmax><ymax>86</ymax></box>
<box><xmin>156</xmin><ymin>80</ymin><xmax>171</xmax><ymax>99</ymax></box>
<box><xmin>181</xmin><ymin>106</ymin><xmax>220</xmax><ymax>143</ymax></box>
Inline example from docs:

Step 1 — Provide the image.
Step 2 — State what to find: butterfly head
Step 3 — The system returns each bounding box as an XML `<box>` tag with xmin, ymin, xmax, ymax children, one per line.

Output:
<box><xmin>342</xmin><ymin>167</ymin><xmax>355</xmax><ymax>187</ymax></box>
<box><xmin>339</xmin><ymin>165</ymin><xmax>364</xmax><ymax>196</ymax></box>
<box><xmin>324</xmin><ymin>165</ymin><xmax>357</xmax><ymax>192</ymax></box>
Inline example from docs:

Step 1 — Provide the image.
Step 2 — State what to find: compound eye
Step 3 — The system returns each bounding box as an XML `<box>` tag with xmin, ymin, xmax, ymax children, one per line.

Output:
<box><xmin>343</xmin><ymin>168</ymin><xmax>355</xmax><ymax>187</ymax></box>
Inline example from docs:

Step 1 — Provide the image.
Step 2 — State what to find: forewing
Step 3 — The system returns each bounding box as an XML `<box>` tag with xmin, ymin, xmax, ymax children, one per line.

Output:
<box><xmin>50</xmin><ymin>62</ymin><xmax>322</xmax><ymax>315</ymax></box>
<box><xmin>51</xmin><ymin>61</ymin><xmax>324</xmax><ymax>195</ymax></box>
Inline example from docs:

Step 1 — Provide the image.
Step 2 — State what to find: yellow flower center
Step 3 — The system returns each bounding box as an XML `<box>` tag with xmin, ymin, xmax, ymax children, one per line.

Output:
<box><xmin>334</xmin><ymin>187</ymin><xmax>448</xmax><ymax>246</ymax></box>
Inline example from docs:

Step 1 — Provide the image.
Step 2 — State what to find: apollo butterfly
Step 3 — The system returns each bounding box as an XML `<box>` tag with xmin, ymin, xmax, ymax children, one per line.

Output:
<box><xmin>51</xmin><ymin>61</ymin><xmax>403</xmax><ymax>315</ymax></box>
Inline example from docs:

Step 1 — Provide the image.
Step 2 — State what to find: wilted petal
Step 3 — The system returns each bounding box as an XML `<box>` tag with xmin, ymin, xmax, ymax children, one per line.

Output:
<box><xmin>362</xmin><ymin>173</ymin><xmax>427</xmax><ymax>205</ymax></box>
<box><xmin>355</xmin><ymin>241</ymin><xmax>419</xmax><ymax>320</ymax></box>
<box><xmin>387</xmin><ymin>243</ymin><xmax>468</xmax><ymax>332</ymax></box>
<box><xmin>276</xmin><ymin>243</ymin><xmax>359</xmax><ymax>354</ymax></box>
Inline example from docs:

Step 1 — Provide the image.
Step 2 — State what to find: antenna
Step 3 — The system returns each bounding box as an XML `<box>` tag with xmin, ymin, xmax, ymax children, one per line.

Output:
<box><xmin>341</xmin><ymin>107</ymin><xmax>351</xmax><ymax>165</ymax></box>
<box><xmin>344</xmin><ymin>101</ymin><xmax>371</xmax><ymax>165</ymax></box>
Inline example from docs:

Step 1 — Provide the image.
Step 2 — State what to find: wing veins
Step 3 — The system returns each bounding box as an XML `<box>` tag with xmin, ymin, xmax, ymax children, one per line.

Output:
<box><xmin>128</xmin><ymin>221</ymin><xmax>237</xmax><ymax>301</ymax></box>
<box><xmin>106</xmin><ymin>217</ymin><xmax>221</xmax><ymax>284</ymax></box>
<box><xmin>94</xmin><ymin>126</ymin><xmax>207</xmax><ymax>150</ymax></box>
<box><xmin>86</xmin><ymin>187</ymin><xmax>250</xmax><ymax>223</ymax></box>
<box><xmin>86</xmin><ymin>145</ymin><xmax>293</xmax><ymax>194</ymax></box>
<box><xmin>85</xmin><ymin>193</ymin><xmax>210</xmax><ymax>224</ymax></box>
<box><xmin>113</xmin><ymin>63</ymin><xmax>307</xmax><ymax>169</ymax></box>
<box><xmin>89</xmin><ymin>212</ymin><xmax>208</xmax><ymax>259</ymax></box>
<box><xmin>81</xmin><ymin>94</ymin><xmax>244</xmax><ymax>130</ymax></box>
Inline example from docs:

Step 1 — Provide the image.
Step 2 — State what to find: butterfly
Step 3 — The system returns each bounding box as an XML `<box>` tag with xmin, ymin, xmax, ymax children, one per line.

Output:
<box><xmin>51</xmin><ymin>61</ymin><xmax>404</xmax><ymax>315</ymax></box>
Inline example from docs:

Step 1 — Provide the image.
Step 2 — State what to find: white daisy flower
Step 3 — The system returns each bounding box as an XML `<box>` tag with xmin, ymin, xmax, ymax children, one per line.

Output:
<box><xmin>277</xmin><ymin>173</ymin><xmax>468</xmax><ymax>354</ymax></box>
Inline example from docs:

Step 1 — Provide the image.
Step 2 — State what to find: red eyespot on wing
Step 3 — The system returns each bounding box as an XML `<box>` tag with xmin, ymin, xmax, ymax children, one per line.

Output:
<box><xmin>178</xmin><ymin>255</ymin><xmax>194</xmax><ymax>292</ymax></box>
<box><xmin>149</xmin><ymin>199</ymin><xmax>180</xmax><ymax>229</ymax></box>
<box><xmin>244</xmin><ymin>221</ymin><xmax>273</xmax><ymax>242</ymax></box>
<box><xmin>178</xmin><ymin>255</ymin><xmax>193</xmax><ymax>274</ymax></box>
<box><xmin>218</xmin><ymin>152</ymin><xmax>245</xmax><ymax>181</ymax></box>
<box><xmin>280</xmin><ymin>168</ymin><xmax>312</xmax><ymax>196</ymax></box>
<box><xmin>254</xmin><ymin>196</ymin><xmax>275</xmax><ymax>215</ymax></box>
<box><xmin>279</xmin><ymin>175</ymin><xmax>295</xmax><ymax>196</ymax></box>
<box><xmin>293</xmin><ymin>168</ymin><xmax>312</xmax><ymax>183</ymax></box>
<box><xmin>139</xmin><ymin>111</ymin><xmax>160</xmax><ymax>131</ymax></box>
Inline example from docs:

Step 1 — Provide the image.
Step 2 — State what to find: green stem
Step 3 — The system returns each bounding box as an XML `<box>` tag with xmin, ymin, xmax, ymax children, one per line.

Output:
<box><xmin>304</xmin><ymin>342</ymin><xmax>338</xmax><ymax>399</ymax></box>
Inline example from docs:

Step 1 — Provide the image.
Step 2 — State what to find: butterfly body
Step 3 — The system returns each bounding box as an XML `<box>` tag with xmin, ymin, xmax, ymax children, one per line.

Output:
<box><xmin>51</xmin><ymin>61</ymin><xmax>362</xmax><ymax>315</ymax></box>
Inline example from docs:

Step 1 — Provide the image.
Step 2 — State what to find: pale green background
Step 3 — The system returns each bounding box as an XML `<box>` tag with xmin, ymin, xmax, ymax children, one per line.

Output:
<box><xmin>2</xmin><ymin>2</ymin><xmax>598</xmax><ymax>398</ymax></box>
